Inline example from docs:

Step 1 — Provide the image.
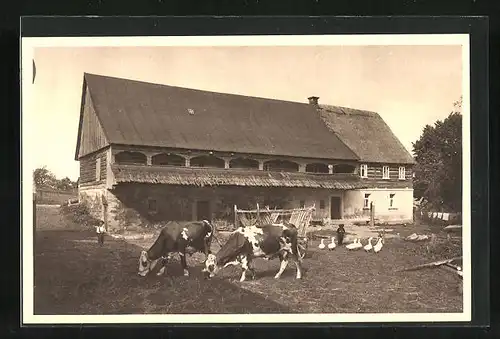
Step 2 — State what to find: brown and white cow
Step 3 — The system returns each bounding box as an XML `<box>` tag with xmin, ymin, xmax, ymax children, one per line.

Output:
<box><xmin>138</xmin><ymin>220</ymin><xmax>213</xmax><ymax>277</ymax></box>
<box><xmin>202</xmin><ymin>223</ymin><xmax>303</xmax><ymax>282</ymax></box>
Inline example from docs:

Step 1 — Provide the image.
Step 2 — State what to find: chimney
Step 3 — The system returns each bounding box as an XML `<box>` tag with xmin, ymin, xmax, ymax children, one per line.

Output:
<box><xmin>307</xmin><ymin>96</ymin><xmax>319</xmax><ymax>106</ymax></box>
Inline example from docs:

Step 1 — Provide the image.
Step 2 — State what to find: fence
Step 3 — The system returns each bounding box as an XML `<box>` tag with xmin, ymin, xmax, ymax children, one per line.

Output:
<box><xmin>35</xmin><ymin>188</ymin><xmax>78</xmax><ymax>205</ymax></box>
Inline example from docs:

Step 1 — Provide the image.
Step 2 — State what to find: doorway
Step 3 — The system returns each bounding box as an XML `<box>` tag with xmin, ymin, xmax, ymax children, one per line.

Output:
<box><xmin>330</xmin><ymin>196</ymin><xmax>342</xmax><ymax>219</ymax></box>
<box><xmin>196</xmin><ymin>200</ymin><xmax>211</xmax><ymax>221</ymax></box>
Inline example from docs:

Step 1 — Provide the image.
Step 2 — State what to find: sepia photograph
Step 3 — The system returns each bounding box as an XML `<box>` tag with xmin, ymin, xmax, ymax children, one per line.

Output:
<box><xmin>21</xmin><ymin>33</ymin><xmax>471</xmax><ymax>324</ymax></box>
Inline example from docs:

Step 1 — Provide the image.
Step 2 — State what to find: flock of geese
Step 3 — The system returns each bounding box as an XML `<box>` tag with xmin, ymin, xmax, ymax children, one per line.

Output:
<box><xmin>318</xmin><ymin>236</ymin><xmax>384</xmax><ymax>253</ymax></box>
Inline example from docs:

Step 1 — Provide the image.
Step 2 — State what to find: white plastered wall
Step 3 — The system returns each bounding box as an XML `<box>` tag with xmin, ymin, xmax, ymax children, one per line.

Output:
<box><xmin>343</xmin><ymin>188</ymin><xmax>414</xmax><ymax>222</ymax></box>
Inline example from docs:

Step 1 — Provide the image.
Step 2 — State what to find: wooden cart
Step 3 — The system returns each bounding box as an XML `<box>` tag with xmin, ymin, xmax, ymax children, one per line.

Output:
<box><xmin>233</xmin><ymin>204</ymin><xmax>315</xmax><ymax>259</ymax></box>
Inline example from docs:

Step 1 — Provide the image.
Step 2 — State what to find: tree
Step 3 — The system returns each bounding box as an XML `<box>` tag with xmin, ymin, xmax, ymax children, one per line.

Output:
<box><xmin>33</xmin><ymin>166</ymin><xmax>57</xmax><ymax>189</ymax></box>
<box><xmin>412</xmin><ymin>97</ymin><xmax>462</xmax><ymax>212</ymax></box>
<box><xmin>33</xmin><ymin>166</ymin><xmax>77</xmax><ymax>191</ymax></box>
<box><xmin>56</xmin><ymin>177</ymin><xmax>75</xmax><ymax>191</ymax></box>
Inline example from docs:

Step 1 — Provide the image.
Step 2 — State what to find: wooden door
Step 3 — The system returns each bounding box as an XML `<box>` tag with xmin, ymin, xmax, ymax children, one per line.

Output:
<box><xmin>196</xmin><ymin>200</ymin><xmax>211</xmax><ymax>221</ymax></box>
<box><xmin>330</xmin><ymin>196</ymin><xmax>342</xmax><ymax>219</ymax></box>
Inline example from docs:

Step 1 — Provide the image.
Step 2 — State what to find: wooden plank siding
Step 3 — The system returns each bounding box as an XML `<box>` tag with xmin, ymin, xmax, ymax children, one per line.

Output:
<box><xmin>77</xmin><ymin>86</ymin><xmax>109</xmax><ymax>159</ymax></box>
<box><xmin>79</xmin><ymin>148</ymin><xmax>108</xmax><ymax>184</ymax></box>
<box><xmin>366</xmin><ymin>164</ymin><xmax>413</xmax><ymax>181</ymax></box>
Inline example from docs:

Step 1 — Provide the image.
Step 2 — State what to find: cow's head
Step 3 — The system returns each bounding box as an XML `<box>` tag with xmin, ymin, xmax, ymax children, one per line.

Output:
<box><xmin>138</xmin><ymin>250</ymin><xmax>163</xmax><ymax>277</ymax></box>
<box><xmin>202</xmin><ymin>253</ymin><xmax>220</xmax><ymax>278</ymax></box>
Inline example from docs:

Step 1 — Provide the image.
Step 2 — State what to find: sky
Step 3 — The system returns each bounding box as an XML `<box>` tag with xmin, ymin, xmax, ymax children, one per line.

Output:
<box><xmin>29</xmin><ymin>44</ymin><xmax>463</xmax><ymax>181</ymax></box>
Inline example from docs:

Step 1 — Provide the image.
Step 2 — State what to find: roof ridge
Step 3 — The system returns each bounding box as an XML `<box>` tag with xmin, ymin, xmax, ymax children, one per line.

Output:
<box><xmin>318</xmin><ymin>104</ymin><xmax>379</xmax><ymax>117</ymax></box>
<box><xmin>83</xmin><ymin>72</ymin><xmax>314</xmax><ymax>107</ymax></box>
<box><xmin>79</xmin><ymin>73</ymin><xmax>361</xmax><ymax>161</ymax></box>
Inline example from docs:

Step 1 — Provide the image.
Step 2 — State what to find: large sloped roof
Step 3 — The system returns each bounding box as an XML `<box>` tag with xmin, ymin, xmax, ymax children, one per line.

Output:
<box><xmin>318</xmin><ymin>105</ymin><xmax>415</xmax><ymax>165</ymax></box>
<box><xmin>82</xmin><ymin>73</ymin><xmax>359</xmax><ymax>161</ymax></box>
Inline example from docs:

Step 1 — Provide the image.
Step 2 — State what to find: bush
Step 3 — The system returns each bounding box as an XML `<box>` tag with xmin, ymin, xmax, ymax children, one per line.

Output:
<box><xmin>60</xmin><ymin>203</ymin><xmax>102</xmax><ymax>228</ymax></box>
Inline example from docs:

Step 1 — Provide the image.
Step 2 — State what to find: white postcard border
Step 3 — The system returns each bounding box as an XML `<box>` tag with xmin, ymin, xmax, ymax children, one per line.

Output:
<box><xmin>21</xmin><ymin>33</ymin><xmax>472</xmax><ymax>324</ymax></box>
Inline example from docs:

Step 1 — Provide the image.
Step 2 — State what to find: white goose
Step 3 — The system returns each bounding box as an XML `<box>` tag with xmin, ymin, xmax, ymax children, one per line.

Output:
<box><xmin>373</xmin><ymin>237</ymin><xmax>384</xmax><ymax>253</ymax></box>
<box><xmin>346</xmin><ymin>238</ymin><xmax>362</xmax><ymax>250</ymax></box>
<box><xmin>327</xmin><ymin>236</ymin><xmax>336</xmax><ymax>250</ymax></box>
<box><xmin>363</xmin><ymin>237</ymin><xmax>374</xmax><ymax>252</ymax></box>
<box><xmin>318</xmin><ymin>238</ymin><xmax>326</xmax><ymax>249</ymax></box>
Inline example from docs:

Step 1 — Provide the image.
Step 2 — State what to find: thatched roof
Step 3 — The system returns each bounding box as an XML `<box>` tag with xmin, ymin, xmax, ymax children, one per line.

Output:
<box><xmin>318</xmin><ymin>105</ymin><xmax>415</xmax><ymax>165</ymax></box>
<box><xmin>111</xmin><ymin>164</ymin><xmax>368</xmax><ymax>189</ymax></box>
<box><xmin>83</xmin><ymin>73</ymin><xmax>359</xmax><ymax>161</ymax></box>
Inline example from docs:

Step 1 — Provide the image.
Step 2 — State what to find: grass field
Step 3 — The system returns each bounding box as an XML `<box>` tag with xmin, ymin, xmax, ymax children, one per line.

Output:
<box><xmin>33</xmin><ymin>206</ymin><xmax>463</xmax><ymax>315</ymax></box>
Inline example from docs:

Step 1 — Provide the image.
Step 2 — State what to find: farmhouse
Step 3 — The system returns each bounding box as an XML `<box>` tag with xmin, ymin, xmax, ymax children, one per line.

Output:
<box><xmin>75</xmin><ymin>73</ymin><xmax>415</xmax><ymax>231</ymax></box>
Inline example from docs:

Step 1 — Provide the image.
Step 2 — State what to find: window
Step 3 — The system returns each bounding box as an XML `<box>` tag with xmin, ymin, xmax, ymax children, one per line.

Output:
<box><xmin>300</xmin><ymin>200</ymin><xmax>305</xmax><ymax>208</ymax></box>
<box><xmin>398</xmin><ymin>166</ymin><xmax>406</xmax><ymax>180</ymax></box>
<box><xmin>382</xmin><ymin>166</ymin><xmax>390</xmax><ymax>179</ymax></box>
<box><xmin>148</xmin><ymin>199</ymin><xmax>157</xmax><ymax>212</ymax></box>
<box><xmin>363</xmin><ymin>193</ymin><xmax>371</xmax><ymax>209</ymax></box>
<box><xmin>319</xmin><ymin>200</ymin><xmax>325</xmax><ymax>209</ymax></box>
<box><xmin>95</xmin><ymin>158</ymin><xmax>101</xmax><ymax>181</ymax></box>
<box><xmin>389</xmin><ymin>193</ymin><xmax>396</xmax><ymax>209</ymax></box>
<box><xmin>360</xmin><ymin>164</ymin><xmax>368</xmax><ymax>178</ymax></box>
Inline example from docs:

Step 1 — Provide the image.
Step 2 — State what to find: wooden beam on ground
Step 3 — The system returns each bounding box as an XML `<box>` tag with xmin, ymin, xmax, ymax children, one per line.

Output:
<box><xmin>441</xmin><ymin>263</ymin><xmax>463</xmax><ymax>278</ymax></box>
<box><xmin>396</xmin><ymin>256</ymin><xmax>463</xmax><ymax>272</ymax></box>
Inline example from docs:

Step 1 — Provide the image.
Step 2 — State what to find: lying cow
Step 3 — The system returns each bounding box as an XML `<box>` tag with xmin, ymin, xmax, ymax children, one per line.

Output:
<box><xmin>202</xmin><ymin>223</ymin><xmax>303</xmax><ymax>282</ymax></box>
<box><xmin>138</xmin><ymin>220</ymin><xmax>213</xmax><ymax>277</ymax></box>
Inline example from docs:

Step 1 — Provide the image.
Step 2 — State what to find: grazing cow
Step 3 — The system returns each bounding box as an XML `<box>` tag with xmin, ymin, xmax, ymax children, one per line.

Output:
<box><xmin>202</xmin><ymin>223</ymin><xmax>303</xmax><ymax>282</ymax></box>
<box><xmin>138</xmin><ymin>220</ymin><xmax>214</xmax><ymax>277</ymax></box>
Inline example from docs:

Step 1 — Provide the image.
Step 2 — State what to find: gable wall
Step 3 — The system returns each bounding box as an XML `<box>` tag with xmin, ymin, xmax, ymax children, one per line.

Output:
<box><xmin>77</xmin><ymin>87</ymin><xmax>108</xmax><ymax>158</ymax></box>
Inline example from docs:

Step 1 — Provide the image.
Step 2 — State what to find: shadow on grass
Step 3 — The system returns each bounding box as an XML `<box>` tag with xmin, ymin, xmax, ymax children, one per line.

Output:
<box><xmin>34</xmin><ymin>229</ymin><xmax>291</xmax><ymax>315</ymax></box>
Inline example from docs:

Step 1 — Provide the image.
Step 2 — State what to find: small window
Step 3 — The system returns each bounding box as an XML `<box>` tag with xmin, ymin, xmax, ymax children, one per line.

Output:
<box><xmin>299</xmin><ymin>200</ymin><xmax>305</xmax><ymax>208</ymax></box>
<box><xmin>382</xmin><ymin>166</ymin><xmax>390</xmax><ymax>179</ymax></box>
<box><xmin>360</xmin><ymin>164</ymin><xmax>368</xmax><ymax>178</ymax></box>
<box><xmin>319</xmin><ymin>200</ymin><xmax>325</xmax><ymax>209</ymax></box>
<box><xmin>398</xmin><ymin>166</ymin><xmax>406</xmax><ymax>180</ymax></box>
<box><xmin>363</xmin><ymin>193</ymin><xmax>371</xmax><ymax>209</ymax></box>
<box><xmin>389</xmin><ymin>193</ymin><xmax>396</xmax><ymax>208</ymax></box>
<box><xmin>148</xmin><ymin>199</ymin><xmax>157</xmax><ymax>212</ymax></box>
<box><xmin>95</xmin><ymin>158</ymin><xmax>101</xmax><ymax>181</ymax></box>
